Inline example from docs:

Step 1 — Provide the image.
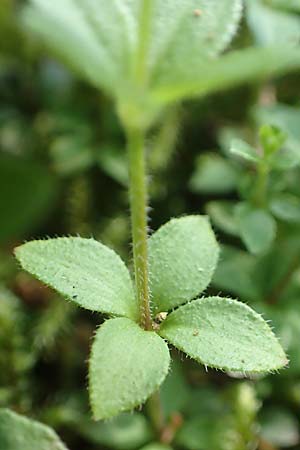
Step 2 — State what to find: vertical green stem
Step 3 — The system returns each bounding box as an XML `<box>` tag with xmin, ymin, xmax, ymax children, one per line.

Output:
<box><xmin>135</xmin><ymin>0</ymin><xmax>152</xmax><ymax>86</ymax></box>
<box><xmin>252</xmin><ymin>163</ymin><xmax>269</xmax><ymax>207</ymax></box>
<box><xmin>124</xmin><ymin>0</ymin><xmax>165</xmax><ymax>435</ymax></box>
<box><xmin>126</xmin><ymin>126</ymin><xmax>152</xmax><ymax>331</ymax></box>
<box><xmin>146</xmin><ymin>390</ymin><xmax>165</xmax><ymax>435</ymax></box>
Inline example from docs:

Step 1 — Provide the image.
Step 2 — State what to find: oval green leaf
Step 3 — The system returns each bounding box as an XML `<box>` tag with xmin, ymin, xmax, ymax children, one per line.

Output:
<box><xmin>0</xmin><ymin>409</ymin><xmax>68</xmax><ymax>450</ymax></box>
<box><xmin>149</xmin><ymin>216</ymin><xmax>219</xmax><ymax>313</ymax></box>
<box><xmin>189</xmin><ymin>154</ymin><xmax>238</xmax><ymax>194</ymax></box>
<box><xmin>159</xmin><ymin>296</ymin><xmax>287</xmax><ymax>373</ymax></box>
<box><xmin>234</xmin><ymin>203</ymin><xmax>277</xmax><ymax>255</ymax></box>
<box><xmin>149</xmin><ymin>0</ymin><xmax>242</xmax><ymax>87</ymax></box>
<box><xmin>89</xmin><ymin>318</ymin><xmax>170</xmax><ymax>420</ymax></box>
<box><xmin>15</xmin><ymin>237</ymin><xmax>137</xmax><ymax>319</ymax></box>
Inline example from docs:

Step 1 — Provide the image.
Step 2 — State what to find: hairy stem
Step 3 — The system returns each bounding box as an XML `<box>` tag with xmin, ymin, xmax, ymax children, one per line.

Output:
<box><xmin>126</xmin><ymin>125</ymin><xmax>166</xmax><ymax>435</ymax></box>
<box><xmin>126</xmin><ymin>1</ymin><xmax>165</xmax><ymax>433</ymax></box>
<box><xmin>126</xmin><ymin>126</ymin><xmax>152</xmax><ymax>331</ymax></box>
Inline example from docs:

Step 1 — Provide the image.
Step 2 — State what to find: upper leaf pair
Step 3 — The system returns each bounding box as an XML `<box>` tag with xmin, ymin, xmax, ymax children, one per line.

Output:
<box><xmin>23</xmin><ymin>0</ymin><xmax>300</xmax><ymax>110</ymax></box>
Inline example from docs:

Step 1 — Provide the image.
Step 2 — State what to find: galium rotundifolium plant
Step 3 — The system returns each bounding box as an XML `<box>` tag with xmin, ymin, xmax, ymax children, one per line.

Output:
<box><xmin>14</xmin><ymin>0</ymin><xmax>300</xmax><ymax>422</ymax></box>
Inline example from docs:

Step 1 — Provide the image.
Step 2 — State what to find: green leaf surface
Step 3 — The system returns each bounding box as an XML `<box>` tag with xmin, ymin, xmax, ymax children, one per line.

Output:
<box><xmin>189</xmin><ymin>153</ymin><xmax>238</xmax><ymax>194</ymax></box>
<box><xmin>149</xmin><ymin>0</ymin><xmax>242</xmax><ymax>87</ymax></box>
<box><xmin>79</xmin><ymin>413</ymin><xmax>152</xmax><ymax>450</ymax></box>
<box><xmin>152</xmin><ymin>46</ymin><xmax>300</xmax><ymax>104</ymax></box>
<box><xmin>50</xmin><ymin>135</ymin><xmax>94</xmax><ymax>175</ymax></box>
<box><xmin>15</xmin><ymin>237</ymin><xmax>137</xmax><ymax>319</ymax></box>
<box><xmin>253</xmin><ymin>104</ymin><xmax>300</xmax><ymax>169</ymax></box>
<box><xmin>259</xmin><ymin>124</ymin><xmax>287</xmax><ymax>157</ymax></box>
<box><xmin>260</xmin><ymin>407</ymin><xmax>299</xmax><ymax>447</ymax></box>
<box><xmin>89</xmin><ymin>318</ymin><xmax>170</xmax><ymax>420</ymax></box>
<box><xmin>23</xmin><ymin>0</ymin><xmax>137</xmax><ymax>95</ymax></box>
<box><xmin>160</xmin><ymin>360</ymin><xmax>190</xmax><ymax>418</ymax></box>
<box><xmin>230</xmin><ymin>139</ymin><xmax>260</xmax><ymax>163</ymax></box>
<box><xmin>212</xmin><ymin>245</ymin><xmax>259</xmax><ymax>301</ymax></box>
<box><xmin>235</xmin><ymin>203</ymin><xmax>277</xmax><ymax>255</ymax></box>
<box><xmin>0</xmin><ymin>155</ymin><xmax>57</xmax><ymax>243</ymax></box>
<box><xmin>206</xmin><ymin>201</ymin><xmax>239</xmax><ymax>236</ymax></box>
<box><xmin>159</xmin><ymin>297</ymin><xmax>287</xmax><ymax>373</ymax></box>
<box><xmin>149</xmin><ymin>216</ymin><xmax>219</xmax><ymax>312</ymax></box>
<box><xmin>270</xmin><ymin>194</ymin><xmax>300</xmax><ymax>224</ymax></box>
<box><xmin>0</xmin><ymin>409</ymin><xmax>68</xmax><ymax>450</ymax></box>
<box><xmin>96</xmin><ymin>145</ymin><xmax>128</xmax><ymax>186</ymax></box>
<box><xmin>246</xmin><ymin>0</ymin><xmax>300</xmax><ymax>46</ymax></box>
<box><xmin>176</xmin><ymin>415</ymin><xmax>235</xmax><ymax>450</ymax></box>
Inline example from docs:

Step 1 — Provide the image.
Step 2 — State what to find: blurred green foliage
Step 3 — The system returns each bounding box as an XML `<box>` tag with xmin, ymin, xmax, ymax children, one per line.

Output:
<box><xmin>1</xmin><ymin>0</ymin><xmax>300</xmax><ymax>449</ymax></box>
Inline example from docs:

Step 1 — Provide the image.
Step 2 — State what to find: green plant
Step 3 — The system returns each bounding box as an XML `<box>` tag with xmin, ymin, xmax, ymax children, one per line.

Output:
<box><xmin>7</xmin><ymin>0</ymin><xmax>300</xmax><ymax>445</ymax></box>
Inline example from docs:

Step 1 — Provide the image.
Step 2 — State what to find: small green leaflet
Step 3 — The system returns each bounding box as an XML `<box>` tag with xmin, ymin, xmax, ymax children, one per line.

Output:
<box><xmin>159</xmin><ymin>297</ymin><xmax>287</xmax><ymax>373</ymax></box>
<box><xmin>270</xmin><ymin>194</ymin><xmax>300</xmax><ymax>224</ymax></box>
<box><xmin>234</xmin><ymin>203</ymin><xmax>277</xmax><ymax>255</ymax></box>
<box><xmin>189</xmin><ymin>153</ymin><xmax>238</xmax><ymax>194</ymax></box>
<box><xmin>230</xmin><ymin>139</ymin><xmax>260</xmax><ymax>163</ymax></box>
<box><xmin>89</xmin><ymin>318</ymin><xmax>170</xmax><ymax>420</ymax></box>
<box><xmin>149</xmin><ymin>216</ymin><xmax>219</xmax><ymax>312</ymax></box>
<box><xmin>0</xmin><ymin>409</ymin><xmax>68</xmax><ymax>450</ymax></box>
<box><xmin>15</xmin><ymin>237</ymin><xmax>138</xmax><ymax>320</ymax></box>
<box><xmin>212</xmin><ymin>245</ymin><xmax>259</xmax><ymax>301</ymax></box>
<box><xmin>206</xmin><ymin>201</ymin><xmax>239</xmax><ymax>236</ymax></box>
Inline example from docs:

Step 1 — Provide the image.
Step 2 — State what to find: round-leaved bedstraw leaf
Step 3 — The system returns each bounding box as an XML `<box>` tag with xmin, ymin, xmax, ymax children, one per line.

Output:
<box><xmin>15</xmin><ymin>237</ymin><xmax>138</xmax><ymax>320</ymax></box>
<box><xmin>89</xmin><ymin>318</ymin><xmax>170</xmax><ymax>420</ymax></box>
<box><xmin>159</xmin><ymin>296</ymin><xmax>287</xmax><ymax>373</ymax></box>
<box><xmin>149</xmin><ymin>216</ymin><xmax>219</xmax><ymax>313</ymax></box>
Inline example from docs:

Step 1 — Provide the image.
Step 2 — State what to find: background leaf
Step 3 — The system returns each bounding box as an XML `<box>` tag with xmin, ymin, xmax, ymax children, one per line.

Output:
<box><xmin>0</xmin><ymin>409</ymin><xmax>68</xmax><ymax>450</ymax></box>
<box><xmin>159</xmin><ymin>297</ymin><xmax>287</xmax><ymax>373</ymax></box>
<box><xmin>253</xmin><ymin>104</ymin><xmax>300</xmax><ymax>169</ymax></box>
<box><xmin>189</xmin><ymin>153</ymin><xmax>238</xmax><ymax>194</ymax></box>
<box><xmin>15</xmin><ymin>237</ymin><xmax>137</xmax><ymax>319</ymax></box>
<box><xmin>79</xmin><ymin>413</ymin><xmax>152</xmax><ymax>450</ymax></box>
<box><xmin>149</xmin><ymin>216</ymin><xmax>219</xmax><ymax>313</ymax></box>
<box><xmin>234</xmin><ymin>203</ymin><xmax>277</xmax><ymax>255</ymax></box>
<box><xmin>89</xmin><ymin>318</ymin><xmax>170</xmax><ymax>420</ymax></box>
<box><xmin>0</xmin><ymin>154</ymin><xmax>57</xmax><ymax>243</ymax></box>
<box><xmin>152</xmin><ymin>46</ymin><xmax>300</xmax><ymax>104</ymax></box>
<box><xmin>206</xmin><ymin>202</ymin><xmax>239</xmax><ymax>236</ymax></box>
<box><xmin>260</xmin><ymin>407</ymin><xmax>300</xmax><ymax>447</ymax></box>
<box><xmin>270</xmin><ymin>193</ymin><xmax>300</xmax><ymax>224</ymax></box>
<box><xmin>212</xmin><ymin>245</ymin><xmax>259</xmax><ymax>301</ymax></box>
<box><xmin>230</xmin><ymin>139</ymin><xmax>260</xmax><ymax>163</ymax></box>
<box><xmin>246</xmin><ymin>0</ymin><xmax>300</xmax><ymax>46</ymax></box>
